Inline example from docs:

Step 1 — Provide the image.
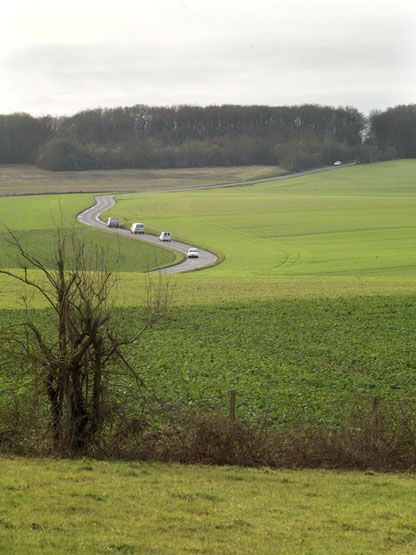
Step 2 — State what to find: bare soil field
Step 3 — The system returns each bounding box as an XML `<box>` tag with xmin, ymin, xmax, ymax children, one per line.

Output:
<box><xmin>0</xmin><ymin>165</ymin><xmax>286</xmax><ymax>196</ymax></box>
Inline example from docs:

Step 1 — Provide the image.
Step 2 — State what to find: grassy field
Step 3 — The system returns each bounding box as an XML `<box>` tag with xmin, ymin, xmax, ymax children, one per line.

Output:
<box><xmin>1</xmin><ymin>457</ymin><xmax>416</xmax><ymax>554</ymax></box>
<box><xmin>0</xmin><ymin>163</ymin><xmax>415</xmax><ymax>421</ymax></box>
<box><xmin>0</xmin><ymin>164</ymin><xmax>286</xmax><ymax>196</ymax></box>
<box><xmin>106</xmin><ymin>160</ymin><xmax>416</xmax><ymax>280</ymax></box>
<box><xmin>0</xmin><ymin>194</ymin><xmax>177</xmax><ymax>272</ymax></box>
<box><xmin>0</xmin><ymin>161</ymin><xmax>415</xmax><ymax>304</ymax></box>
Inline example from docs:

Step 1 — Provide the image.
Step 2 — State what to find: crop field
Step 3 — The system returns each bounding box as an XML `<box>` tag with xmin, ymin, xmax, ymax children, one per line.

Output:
<box><xmin>1</xmin><ymin>295</ymin><xmax>415</xmax><ymax>424</ymax></box>
<box><xmin>0</xmin><ymin>162</ymin><xmax>415</xmax><ymax>417</ymax></box>
<box><xmin>1</xmin><ymin>162</ymin><xmax>416</xmax><ymax>421</ymax></box>
<box><xmin>0</xmin><ymin>164</ymin><xmax>286</xmax><ymax>196</ymax></box>
<box><xmin>2</xmin><ymin>457</ymin><xmax>416</xmax><ymax>554</ymax></box>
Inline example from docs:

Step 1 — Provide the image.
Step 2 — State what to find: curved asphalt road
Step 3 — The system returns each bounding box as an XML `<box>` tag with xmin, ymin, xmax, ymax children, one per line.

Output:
<box><xmin>77</xmin><ymin>163</ymin><xmax>357</xmax><ymax>274</ymax></box>
<box><xmin>77</xmin><ymin>195</ymin><xmax>218</xmax><ymax>273</ymax></box>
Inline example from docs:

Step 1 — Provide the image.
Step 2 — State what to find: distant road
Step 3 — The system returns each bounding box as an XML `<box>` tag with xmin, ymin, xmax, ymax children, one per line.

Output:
<box><xmin>77</xmin><ymin>162</ymin><xmax>356</xmax><ymax>274</ymax></box>
<box><xmin>186</xmin><ymin>161</ymin><xmax>358</xmax><ymax>191</ymax></box>
<box><xmin>126</xmin><ymin>162</ymin><xmax>358</xmax><ymax>195</ymax></box>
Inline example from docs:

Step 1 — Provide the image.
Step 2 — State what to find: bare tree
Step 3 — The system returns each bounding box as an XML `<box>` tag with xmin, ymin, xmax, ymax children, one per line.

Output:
<box><xmin>0</xmin><ymin>227</ymin><xmax>169</xmax><ymax>453</ymax></box>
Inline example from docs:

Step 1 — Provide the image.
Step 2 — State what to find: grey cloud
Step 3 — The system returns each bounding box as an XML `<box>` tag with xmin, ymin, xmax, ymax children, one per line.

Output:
<box><xmin>1</xmin><ymin>30</ymin><xmax>414</xmax><ymax>115</ymax></box>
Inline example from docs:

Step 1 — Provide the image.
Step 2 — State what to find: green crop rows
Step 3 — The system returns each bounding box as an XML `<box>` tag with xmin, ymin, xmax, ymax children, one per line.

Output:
<box><xmin>1</xmin><ymin>295</ymin><xmax>415</xmax><ymax>424</ymax></box>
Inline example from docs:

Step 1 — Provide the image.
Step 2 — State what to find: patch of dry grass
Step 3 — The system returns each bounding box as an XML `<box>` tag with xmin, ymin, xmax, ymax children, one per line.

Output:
<box><xmin>0</xmin><ymin>165</ymin><xmax>286</xmax><ymax>196</ymax></box>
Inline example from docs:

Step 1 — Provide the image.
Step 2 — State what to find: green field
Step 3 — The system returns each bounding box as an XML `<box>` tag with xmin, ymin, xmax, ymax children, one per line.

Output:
<box><xmin>0</xmin><ymin>194</ymin><xmax>177</xmax><ymax>273</ymax></box>
<box><xmin>106</xmin><ymin>160</ymin><xmax>416</xmax><ymax>280</ymax></box>
<box><xmin>2</xmin><ymin>295</ymin><xmax>414</xmax><ymax>424</ymax></box>
<box><xmin>1</xmin><ymin>161</ymin><xmax>415</xmax><ymax>307</ymax></box>
<box><xmin>0</xmin><ymin>162</ymin><xmax>416</xmax><ymax>420</ymax></box>
<box><xmin>1</xmin><ymin>457</ymin><xmax>416</xmax><ymax>554</ymax></box>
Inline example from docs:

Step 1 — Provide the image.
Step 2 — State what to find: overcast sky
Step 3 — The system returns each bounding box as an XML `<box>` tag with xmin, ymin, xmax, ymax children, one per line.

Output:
<box><xmin>1</xmin><ymin>0</ymin><xmax>415</xmax><ymax>116</ymax></box>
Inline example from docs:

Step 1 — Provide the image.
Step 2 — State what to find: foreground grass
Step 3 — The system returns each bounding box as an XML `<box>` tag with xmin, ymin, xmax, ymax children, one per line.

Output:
<box><xmin>0</xmin><ymin>457</ymin><xmax>415</xmax><ymax>554</ymax></box>
<box><xmin>0</xmin><ymin>164</ymin><xmax>286</xmax><ymax>196</ymax></box>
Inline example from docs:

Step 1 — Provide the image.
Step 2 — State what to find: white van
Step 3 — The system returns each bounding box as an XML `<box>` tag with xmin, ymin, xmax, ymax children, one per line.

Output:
<box><xmin>107</xmin><ymin>217</ymin><xmax>119</xmax><ymax>228</ymax></box>
<box><xmin>159</xmin><ymin>231</ymin><xmax>172</xmax><ymax>242</ymax></box>
<box><xmin>131</xmin><ymin>223</ymin><xmax>145</xmax><ymax>234</ymax></box>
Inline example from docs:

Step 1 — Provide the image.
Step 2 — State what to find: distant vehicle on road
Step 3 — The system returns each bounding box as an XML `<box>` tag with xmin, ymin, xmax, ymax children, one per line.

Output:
<box><xmin>333</xmin><ymin>160</ymin><xmax>342</xmax><ymax>166</ymax></box>
<box><xmin>130</xmin><ymin>222</ymin><xmax>145</xmax><ymax>234</ymax></box>
<box><xmin>187</xmin><ymin>248</ymin><xmax>199</xmax><ymax>259</ymax></box>
<box><xmin>107</xmin><ymin>217</ymin><xmax>119</xmax><ymax>228</ymax></box>
<box><xmin>159</xmin><ymin>231</ymin><xmax>172</xmax><ymax>242</ymax></box>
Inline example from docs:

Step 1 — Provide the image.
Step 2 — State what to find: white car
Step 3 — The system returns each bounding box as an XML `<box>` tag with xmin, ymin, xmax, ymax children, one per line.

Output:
<box><xmin>131</xmin><ymin>223</ymin><xmax>145</xmax><ymax>234</ymax></box>
<box><xmin>159</xmin><ymin>231</ymin><xmax>172</xmax><ymax>242</ymax></box>
<box><xmin>187</xmin><ymin>248</ymin><xmax>199</xmax><ymax>259</ymax></box>
<box><xmin>333</xmin><ymin>160</ymin><xmax>342</xmax><ymax>166</ymax></box>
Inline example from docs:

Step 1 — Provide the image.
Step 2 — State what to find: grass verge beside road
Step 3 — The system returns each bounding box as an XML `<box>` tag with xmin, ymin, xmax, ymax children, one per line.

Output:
<box><xmin>0</xmin><ymin>194</ymin><xmax>176</xmax><ymax>272</ymax></box>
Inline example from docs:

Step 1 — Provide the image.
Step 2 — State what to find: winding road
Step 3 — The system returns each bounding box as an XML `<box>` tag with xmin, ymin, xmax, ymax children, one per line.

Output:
<box><xmin>77</xmin><ymin>195</ymin><xmax>218</xmax><ymax>273</ymax></box>
<box><xmin>77</xmin><ymin>163</ymin><xmax>357</xmax><ymax>274</ymax></box>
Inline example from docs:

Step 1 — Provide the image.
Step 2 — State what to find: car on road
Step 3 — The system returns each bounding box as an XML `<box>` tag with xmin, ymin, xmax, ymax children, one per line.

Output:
<box><xmin>159</xmin><ymin>231</ymin><xmax>172</xmax><ymax>241</ymax></box>
<box><xmin>130</xmin><ymin>222</ymin><xmax>145</xmax><ymax>234</ymax></box>
<box><xmin>187</xmin><ymin>248</ymin><xmax>199</xmax><ymax>258</ymax></box>
<box><xmin>333</xmin><ymin>160</ymin><xmax>342</xmax><ymax>166</ymax></box>
<box><xmin>107</xmin><ymin>217</ymin><xmax>119</xmax><ymax>228</ymax></box>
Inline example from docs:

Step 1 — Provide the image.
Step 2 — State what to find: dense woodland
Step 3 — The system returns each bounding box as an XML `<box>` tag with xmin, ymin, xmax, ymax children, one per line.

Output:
<box><xmin>0</xmin><ymin>103</ymin><xmax>414</xmax><ymax>172</ymax></box>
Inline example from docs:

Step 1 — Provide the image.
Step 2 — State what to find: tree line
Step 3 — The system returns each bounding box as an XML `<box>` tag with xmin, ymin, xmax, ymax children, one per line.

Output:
<box><xmin>0</xmin><ymin>103</ymin><xmax>414</xmax><ymax>172</ymax></box>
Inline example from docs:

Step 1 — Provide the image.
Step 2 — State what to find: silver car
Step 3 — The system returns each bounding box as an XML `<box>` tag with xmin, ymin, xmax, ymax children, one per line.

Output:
<box><xmin>131</xmin><ymin>223</ymin><xmax>145</xmax><ymax>234</ymax></box>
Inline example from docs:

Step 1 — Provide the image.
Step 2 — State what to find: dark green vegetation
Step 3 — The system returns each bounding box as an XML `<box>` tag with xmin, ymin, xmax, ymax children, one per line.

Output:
<box><xmin>0</xmin><ymin>104</ymin><xmax>364</xmax><ymax>171</ymax></box>
<box><xmin>1</xmin><ymin>103</ymin><xmax>414</xmax><ymax>173</ymax></box>
<box><xmin>369</xmin><ymin>105</ymin><xmax>416</xmax><ymax>160</ymax></box>
<box><xmin>2</xmin><ymin>458</ymin><xmax>416</xmax><ymax>554</ymax></box>
<box><xmin>132</xmin><ymin>295</ymin><xmax>416</xmax><ymax>423</ymax></box>
<box><xmin>1</xmin><ymin>295</ymin><xmax>415</xmax><ymax>426</ymax></box>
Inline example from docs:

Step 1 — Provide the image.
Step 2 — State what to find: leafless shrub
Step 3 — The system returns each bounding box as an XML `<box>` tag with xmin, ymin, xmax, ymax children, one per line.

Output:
<box><xmin>0</xmin><ymin>226</ymin><xmax>169</xmax><ymax>455</ymax></box>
